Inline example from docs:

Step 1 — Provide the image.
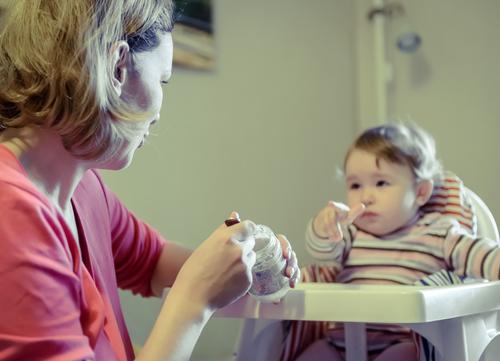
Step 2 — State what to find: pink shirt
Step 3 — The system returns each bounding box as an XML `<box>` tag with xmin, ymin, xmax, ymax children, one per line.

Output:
<box><xmin>0</xmin><ymin>145</ymin><xmax>166</xmax><ymax>360</ymax></box>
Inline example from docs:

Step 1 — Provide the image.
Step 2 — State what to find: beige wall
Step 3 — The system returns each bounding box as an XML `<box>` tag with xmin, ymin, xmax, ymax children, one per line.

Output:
<box><xmin>389</xmin><ymin>0</ymin><xmax>500</xmax><ymax>220</ymax></box>
<box><xmin>103</xmin><ymin>0</ymin><xmax>500</xmax><ymax>360</ymax></box>
<box><xmin>357</xmin><ymin>0</ymin><xmax>500</xmax><ymax>220</ymax></box>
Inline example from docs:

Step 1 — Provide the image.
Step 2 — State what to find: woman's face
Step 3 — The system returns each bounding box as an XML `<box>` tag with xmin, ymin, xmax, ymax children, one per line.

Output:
<box><xmin>104</xmin><ymin>32</ymin><xmax>173</xmax><ymax>169</ymax></box>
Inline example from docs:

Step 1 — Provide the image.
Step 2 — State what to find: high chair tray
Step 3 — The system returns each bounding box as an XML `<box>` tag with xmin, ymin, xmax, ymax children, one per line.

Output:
<box><xmin>216</xmin><ymin>281</ymin><xmax>500</xmax><ymax>324</ymax></box>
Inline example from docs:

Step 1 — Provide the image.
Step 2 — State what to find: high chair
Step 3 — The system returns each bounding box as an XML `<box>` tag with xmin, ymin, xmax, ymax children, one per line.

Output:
<box><xmin>216</xmin><ymin>174</ymin><xmax>500</xmax><ymax>361</ymax></box>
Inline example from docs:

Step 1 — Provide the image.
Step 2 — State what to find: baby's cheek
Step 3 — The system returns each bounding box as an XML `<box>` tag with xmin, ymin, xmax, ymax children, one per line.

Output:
<box><xmin>346</xmin><ymin>193</ymin><xmax>355</xmax><ymax>205</ymax></box>
<box><xmin>352</xmin><ymin>218</ymin><xmax>362</xmax><ymax>229</ymax></box>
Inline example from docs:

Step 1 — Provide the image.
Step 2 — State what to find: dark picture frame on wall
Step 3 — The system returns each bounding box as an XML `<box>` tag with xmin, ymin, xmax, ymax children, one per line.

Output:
<box><xmin>173</xmin><ymin>0</ymin><xmax>214</xmax><ymax>71</ymax></box>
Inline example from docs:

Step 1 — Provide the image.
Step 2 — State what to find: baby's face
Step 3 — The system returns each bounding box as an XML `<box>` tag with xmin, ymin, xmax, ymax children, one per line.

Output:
<box><xmin>345</xmin><ymin>149</ymin><xmax>421</xmax><ymax>236</ymax></box>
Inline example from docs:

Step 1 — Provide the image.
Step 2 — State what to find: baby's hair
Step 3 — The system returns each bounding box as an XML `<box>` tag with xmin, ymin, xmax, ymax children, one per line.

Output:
<box><xmin>344</xmin><ymin>122</ymin><xmax>442</xmax><ymax>181</ymax></box>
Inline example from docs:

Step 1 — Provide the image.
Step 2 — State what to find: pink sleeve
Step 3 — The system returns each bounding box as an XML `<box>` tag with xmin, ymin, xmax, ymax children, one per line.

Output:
<box><xmin>96</xmin><ymin>175</ymin><xmax>166</xmax><ymax>296</ymax></box>
<box><xmin>0</xmin><ymin>193</ymin><xmax>94</xmax><ymax>360</ymax></box>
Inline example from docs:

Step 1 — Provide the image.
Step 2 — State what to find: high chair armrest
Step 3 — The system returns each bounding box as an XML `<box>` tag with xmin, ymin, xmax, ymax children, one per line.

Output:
<box><xmin>217</xmin><ymin>282</ymin><xmax>500</xmax><ymax>361</ymax></box>
<box><xmin>217</xmin><ymin>281</ymin><xmax>500</xmax><ymax>323</ymax></box>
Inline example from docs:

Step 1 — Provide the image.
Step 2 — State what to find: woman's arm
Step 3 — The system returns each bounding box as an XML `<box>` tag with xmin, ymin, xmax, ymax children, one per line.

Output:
<box><xmin>137</xmin><ymin>216</ymin><xmax>256</xmax><ymax>361</ymax></box>
<box><xmin>135</xmin><ymin>287</ymin><xmax>212</xmax><ymax>361</ymax></box>
<box><xmin>143</xmin><ymin>215</ymin><xmax>301</xmax><ymax>360</ymax></box>
<box><xmin>150</xmin><ymin>243</ymin><xmax>192</xmax><ymax>297</ymax></box>
<box><xmin>151</xmin><ymin>232</ymin><xmax>301</xmax><ymax>298</ymax></box>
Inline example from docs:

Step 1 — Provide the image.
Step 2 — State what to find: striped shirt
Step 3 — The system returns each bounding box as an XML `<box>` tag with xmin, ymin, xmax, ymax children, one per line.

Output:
<box><xmin>305</xmin><ymin>212</ymin><xmax>500</xmax><ymax>352</ymax></box>
<box><xmin>306</xmin><ymin>212</ymin><xmax>500</xmax><ymax>284</ymax></box>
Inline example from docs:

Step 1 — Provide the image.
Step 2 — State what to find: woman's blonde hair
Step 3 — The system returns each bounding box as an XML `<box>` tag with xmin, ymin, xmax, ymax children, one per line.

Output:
<box><xmin>0</xmin><ymin>0</ymin><xmax>174</xmax><ymax>159</ymax></box>
<box><xmin>344</xmin><ymin>122</ymin><xmax>442</xmax><ymax>181</ymax></box>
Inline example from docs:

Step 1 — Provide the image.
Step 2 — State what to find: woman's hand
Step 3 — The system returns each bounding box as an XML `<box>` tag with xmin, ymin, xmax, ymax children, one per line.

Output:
<box><xmin>312</xmin><ymin>201</ymin><xmax>365</xmax><ymax>241</ymax></box>
<box><xmin>171</xmin><ymin>212</ymin><xmax>256</xmax><ymax>311</ymax></box>
<box><xmin>276</xmin><ymin>234</ymin><xmax>300</xmax><ymax>288</ymax></box>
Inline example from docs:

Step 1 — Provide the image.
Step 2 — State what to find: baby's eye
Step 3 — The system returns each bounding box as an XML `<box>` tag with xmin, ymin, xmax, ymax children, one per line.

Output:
<box><xmin>376</xmin><ymin>180</ymin><xmax>389</xmax><ymax>187</ymax></box>
<box><xmin>349</xmin><ymin>183</ymin><xmax>361</xmax><ymax>190</ymax></box>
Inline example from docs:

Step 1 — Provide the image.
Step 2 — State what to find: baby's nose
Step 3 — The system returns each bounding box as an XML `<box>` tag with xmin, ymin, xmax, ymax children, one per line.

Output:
<box><xmin>361</xmin><ymin>190</ymin><xmax>375</xmax><ymax>205</ymax></box>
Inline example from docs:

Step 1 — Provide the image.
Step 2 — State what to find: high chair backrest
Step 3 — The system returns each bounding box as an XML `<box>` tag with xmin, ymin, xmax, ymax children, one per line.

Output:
<box><xmin>421</xmin><ymin>172</ymin><xmax>499</xmax><ymax>241</ymax></box>
<box><xmin>465</xmin><ymin>187</ymin><xmax>500</xmax><ymax>241</ymax></box>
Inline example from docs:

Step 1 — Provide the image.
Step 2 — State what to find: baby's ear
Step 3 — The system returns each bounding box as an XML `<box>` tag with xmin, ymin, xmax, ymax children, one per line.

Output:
<box><xmin>416</xmin><ymin>179</ymin><xmax>434</xmax><ymax>206</ymax></box>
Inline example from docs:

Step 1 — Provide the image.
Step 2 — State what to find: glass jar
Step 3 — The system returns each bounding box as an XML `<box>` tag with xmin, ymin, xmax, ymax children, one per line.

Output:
<box><xmin>249</xmin><ymin>224</ymin><xmax>290</xmax><ymax>302</ymax></box>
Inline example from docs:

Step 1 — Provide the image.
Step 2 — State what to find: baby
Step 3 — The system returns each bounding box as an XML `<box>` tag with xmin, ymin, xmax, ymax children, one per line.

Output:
<box><xmin>294</xmin><ymin>122</ymin><xmax>500</xmax><ymax>361</ymax></box>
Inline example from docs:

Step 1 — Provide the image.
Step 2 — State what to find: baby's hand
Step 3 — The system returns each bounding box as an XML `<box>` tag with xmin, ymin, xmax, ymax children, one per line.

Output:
<box><xmin>313</xmin><ymin>201</ymin><xmax>365</xmax><ymax>241</ymax></box>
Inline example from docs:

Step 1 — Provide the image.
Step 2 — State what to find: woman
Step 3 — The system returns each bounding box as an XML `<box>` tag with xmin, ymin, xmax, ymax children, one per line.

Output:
<box><xmin>0</xmin><ymin>1</ymin><xmax>299</xmax><ymax>360</ymax></box>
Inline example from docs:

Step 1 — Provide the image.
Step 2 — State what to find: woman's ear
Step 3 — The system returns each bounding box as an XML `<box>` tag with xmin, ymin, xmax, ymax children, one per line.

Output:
<box><xmin>110</xmin><ymin>41</ymin><xmax>130</xmax><ymax>96</ymax></box>
<box><xmin>416</xmin><ymin>179</ymin><xmax>434</xmax><ymax>206</ymax></box>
